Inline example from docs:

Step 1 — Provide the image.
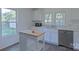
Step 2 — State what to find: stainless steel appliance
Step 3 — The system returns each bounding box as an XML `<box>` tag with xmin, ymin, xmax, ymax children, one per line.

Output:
<box><xmin>35</xmin><ymin>23</ymin><xmax>42</xmax><ymax>27</ymax></box>
<box><xmin>58</xmin><ymin>30</ymin><xmax>73</xmax><ymax>49</ymax></box>
<box><xmin>32</xmin><ymin>20</ymin><xmax>42</xmax><ymax>27</ymax></box>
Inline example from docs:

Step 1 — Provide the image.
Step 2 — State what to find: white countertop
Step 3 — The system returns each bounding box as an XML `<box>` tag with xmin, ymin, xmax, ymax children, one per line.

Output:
<box><xmin>42</xmin><ymin>26</ymin><xmax>79</xmax><ymax>32</ymax></box>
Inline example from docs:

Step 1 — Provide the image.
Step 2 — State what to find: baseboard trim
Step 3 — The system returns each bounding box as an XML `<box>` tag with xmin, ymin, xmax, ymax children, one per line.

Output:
<box><xmin>39</xmin><ymin>40</ymin><xmax>58</xmax><ymax>46</ymax></box>
<box><xmin>0</xmin><ymin>42</ymin><xmax>19</xmax><ymax>51</ymax></box>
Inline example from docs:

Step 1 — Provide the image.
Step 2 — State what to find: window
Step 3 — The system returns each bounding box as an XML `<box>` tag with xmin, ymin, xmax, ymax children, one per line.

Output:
<box><xmin>45</xmin><ymin>13</ymin><xmax>52</xmax><ymax>23</ymax></box>
<box><xmin>44</xmin><ymin>12</ymin><xmax>65</xmax><ymax>27</ymax></box>
<box><xmin>55</xmin><ymin>13</ymin><xmax>65</xmax><ymax>27</ymax></box>
<box><xmin>1</xmin><ymin>8</ymin><xmax>16</xmax><ymax>36</ymax></box>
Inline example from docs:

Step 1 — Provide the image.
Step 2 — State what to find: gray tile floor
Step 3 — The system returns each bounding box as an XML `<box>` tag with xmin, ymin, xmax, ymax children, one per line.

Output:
<box><xmin>2</xmin><ymin>43</ymin><xmax>73</xmax><ymax>51</ymax></box>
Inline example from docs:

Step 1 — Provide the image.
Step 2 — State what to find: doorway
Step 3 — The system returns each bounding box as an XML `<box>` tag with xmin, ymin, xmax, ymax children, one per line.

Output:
<box><xmin>2</xmin><ymin>8</ymin><xmax>16</xmax><ymax>36</ymax></box>
<box><xmin>0</xmin><ymin>8</ymin><xmax>18</xmax><ymax>50</ymax></box>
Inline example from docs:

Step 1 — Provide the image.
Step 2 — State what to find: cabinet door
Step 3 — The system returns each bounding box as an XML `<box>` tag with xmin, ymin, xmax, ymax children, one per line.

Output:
<box><xmin>44</xmin><ymin>29</ymin><xmax>50</xmax><ymax>43</ymax></box>
<box><xmin>19</xmin><ymin>33</ymin><xmax>27</xmax><ymax>51</ymax></box>
<box><xmin>49</xmin><ymin>29</ymin><xmax>58</xmax><ymax>45</ymax></box>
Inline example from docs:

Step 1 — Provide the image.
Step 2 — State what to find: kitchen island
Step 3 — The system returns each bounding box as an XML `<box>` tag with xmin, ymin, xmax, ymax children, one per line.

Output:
<box><xmin>19</xmin><ymin>30</ymin><xmax>45</xmax><ymax>51</ymax></box>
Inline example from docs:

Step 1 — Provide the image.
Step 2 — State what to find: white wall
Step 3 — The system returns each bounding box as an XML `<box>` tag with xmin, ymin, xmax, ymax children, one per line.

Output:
<box><xmin>70</xmin><ymin>9</ymin><xmax>79</xmax><ymax>50</ymax></box>
<box><xmin>0</xmin><ymin>9</ymin><xmax>2</xmax><ymax>40</ymax></box>
<box><xmin>69</xmin><ymin>9</ymin><xmax>79</xmax><ymax>30</ymax></box>
<box><xmin>32</xmin><ymin>9</ymin><xmax>44</xmax><ymax>20</ymax></box>
<box><xmin>32</xmin><ymin>8</ymin><xmax>71</xmax><ymax>27</ymax></box>
<box><xmin>32</xmin><ymin>8</ymin><xmax>79</xmax><ymax>31</ymax></box>
<box><xmin>17</xmin><ymin>8</ymin><xmax>33</xmax><ymax>32</ymax></box>
<box><xmin>32</xmin><ymin>8</ymin><xmax>45</xmax><ymax>25</ymax></box>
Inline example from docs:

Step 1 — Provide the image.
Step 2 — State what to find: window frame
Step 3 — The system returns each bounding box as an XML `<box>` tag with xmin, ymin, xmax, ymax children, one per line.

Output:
<box><xmin>55</xmin><ymin>12</ymin><xmax>65</xmax><ymax>27</ymax></box>
<box><xmin>44</xmin><ymin>13</ymin><xmax>52</xmax><ymax>23</ymax></box>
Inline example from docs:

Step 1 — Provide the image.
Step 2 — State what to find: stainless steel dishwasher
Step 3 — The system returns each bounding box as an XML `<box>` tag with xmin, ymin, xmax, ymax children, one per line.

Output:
<box><xmin>58</xmin><ymin>30</ymin><xmax>73</xmax><ymax>49</ymax></box>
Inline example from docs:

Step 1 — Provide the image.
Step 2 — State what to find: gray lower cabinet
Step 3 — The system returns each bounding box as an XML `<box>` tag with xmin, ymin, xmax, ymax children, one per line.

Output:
<box><xmin>19</xmin><ymin>32</ymin><xmax>44</xmax><ymax>51</ymax></box>
<box><xmin>59</xmin><ymin>30</ymin><xmax>73</xmax><ymax>49</ymax></box>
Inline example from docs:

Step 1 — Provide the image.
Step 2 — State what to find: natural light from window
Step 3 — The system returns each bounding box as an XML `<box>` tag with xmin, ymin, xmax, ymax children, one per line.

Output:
<box><xmin>2</xmin><ymin>8</ymin><xmax>16</xmax><ymax>36</ymax></box>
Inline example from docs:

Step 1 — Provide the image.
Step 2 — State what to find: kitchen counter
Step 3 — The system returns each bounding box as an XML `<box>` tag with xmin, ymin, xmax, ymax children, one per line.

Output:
<box><xmin>34</xmin><ymin>26</ymin><xmax>79</xmax><ymax>50</ymax></box>
<box><xmin>19</xmin><ymin>30</ymin><xmax>45</xmax><ymax>51</ymax></box>
<box><xmin>20</xmin><ymin>30</ymin><xmax>45</xmax><ymax>37</ymax></box>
